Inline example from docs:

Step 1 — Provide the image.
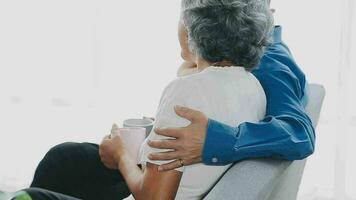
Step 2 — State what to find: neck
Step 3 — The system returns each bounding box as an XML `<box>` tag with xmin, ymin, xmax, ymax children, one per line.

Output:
<box><xmin>196</xmin><ymin>59</ymin><xmax>211</xmax><ymax>71</ymax></box>
<box><xmin>196</xmin><ymin>58</ymin><xmax>235</xmax><ymax>71</ymax></box>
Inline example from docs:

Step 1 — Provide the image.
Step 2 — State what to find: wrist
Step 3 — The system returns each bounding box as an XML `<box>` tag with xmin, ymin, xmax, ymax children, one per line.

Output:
<box><xmin>117</xmin><ymin>150</ymin><xmax>131</xmax><ymax>168</ymax></box>
<box><xmin>202</xmin><ymin>119</ymin><xmax>238</xmax><ymax>165</ymax></box>
<box><xmin>117</xmin><ymin>152</ymin><xmax>125</xmax><ymax>169</ymax></box>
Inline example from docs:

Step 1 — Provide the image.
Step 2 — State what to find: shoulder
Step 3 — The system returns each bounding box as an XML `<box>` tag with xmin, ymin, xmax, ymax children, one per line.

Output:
<box><xmin>158</xmin><ymin>77</ymin><xmax>201</xmax><ymax>108</ymax></box>
<box><xmin>254</xmin><ymin>47</ymin><xmax>307</xmax><ymax>101</ymax></box>
<box><xmin>162</xmin><ymin>77</ymin><xmax>197</xmax><ymax>97</ymax></box>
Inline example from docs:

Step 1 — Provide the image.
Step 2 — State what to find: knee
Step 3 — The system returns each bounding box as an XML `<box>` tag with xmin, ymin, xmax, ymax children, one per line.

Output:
<box><xmin>39</xmin><ymin>142</ymin><xmax>85</xmax><ymax>168</ymax></box>
<box><xmin>47</xmin><ymin>142</ymin><xmax>80</xmax><ymax>157</ymax></box>
<box><xmin>44</xmin><ymin>142</ymin><xmax>78</xmax><ymax>160</ymax></box>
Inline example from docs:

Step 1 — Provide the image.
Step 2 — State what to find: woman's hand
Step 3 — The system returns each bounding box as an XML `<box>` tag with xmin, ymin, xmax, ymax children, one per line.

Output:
<box><xmin>99</xmin><ymin>133</ymin><xmax>128</xmax><ymax>170</ymax></box>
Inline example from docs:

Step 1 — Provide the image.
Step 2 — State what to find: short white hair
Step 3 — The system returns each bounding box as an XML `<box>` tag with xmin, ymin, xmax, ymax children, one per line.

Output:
<box><xmin>181</xmin><ymin>0</ymin><xmax>274</xmax><ymax>69</ymax></box>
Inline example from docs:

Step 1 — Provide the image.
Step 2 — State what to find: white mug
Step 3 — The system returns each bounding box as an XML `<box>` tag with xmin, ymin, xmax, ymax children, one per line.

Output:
<box><xmin>123</xmin><ymin>118</ymin><xmax>154</xmax><ymax>137</ymax></box>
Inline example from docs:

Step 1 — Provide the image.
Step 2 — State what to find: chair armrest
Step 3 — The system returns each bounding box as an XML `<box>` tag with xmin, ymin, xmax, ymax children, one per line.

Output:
<box><xmin>204</xmin><ymin>84</ymin><xmax>325</xmax><ymax>200</ymax></box>
<box><xmin>203</xmin><ymin>158</ymin><xmax>292</xmax><ymax>200</ymax></box>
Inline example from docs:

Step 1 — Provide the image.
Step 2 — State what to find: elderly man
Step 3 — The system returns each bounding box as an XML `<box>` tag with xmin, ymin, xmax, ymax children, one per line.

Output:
<box><xmin>145</xmin><ymin>1</ymin><xmax>313</xmax><ymax>171</ymax></box>
<box><xmin>149</xmin><ymin>23</ymin><xmax>314</xmax><ymax>171</ymax></box>
<box><xmin>16</xmin><ymin>0</ymin><xmax>314</xmax><ymax>199</ymax></box>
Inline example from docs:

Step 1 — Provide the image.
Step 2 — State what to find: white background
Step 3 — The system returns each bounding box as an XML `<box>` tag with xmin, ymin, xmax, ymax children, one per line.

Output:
<box><xmin>0</xmin><ymin>0</ymin><xmax>355</xmax><ymax>199</ymax></box>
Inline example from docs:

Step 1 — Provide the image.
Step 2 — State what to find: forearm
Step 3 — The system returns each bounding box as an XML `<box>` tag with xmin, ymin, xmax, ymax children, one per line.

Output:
<box><xmin>202</xmin><ymin>115</ymin><xmax>315</xmax><ymax>165</ymax></box>
<box><xmin>237</xmin><ymin>116</ymin><xmax>314</xmax><ymax>160</ymax></box>
<box><xmin>118</xmin><ymin>152</ymin><xmax>182</xmax><ymax>200</ymax></box>
<box><xmin>117</xmin><ymin>153</ymin><xmax>145</xmax><ymax>199</ymax></box>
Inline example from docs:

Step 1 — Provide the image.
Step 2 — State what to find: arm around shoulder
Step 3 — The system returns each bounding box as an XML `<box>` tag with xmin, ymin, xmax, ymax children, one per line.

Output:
<box><xmin>202</xmin><ymin>70</ymin><xmax>315</xmax><ymax>165</ymax></box>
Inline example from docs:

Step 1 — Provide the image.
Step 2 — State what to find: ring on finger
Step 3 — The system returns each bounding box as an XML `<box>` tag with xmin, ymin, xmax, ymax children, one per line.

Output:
<box><xmin>179</xmin><ymin>159</ymin><xmax>184</xmax><ymax>167</ymax></box>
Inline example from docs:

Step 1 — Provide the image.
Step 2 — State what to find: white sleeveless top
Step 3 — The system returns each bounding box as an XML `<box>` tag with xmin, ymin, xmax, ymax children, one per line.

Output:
<box><xmin>125</xmin><ymin>66</ymin><xmax>266</xmax><ymax>200</ymax></box>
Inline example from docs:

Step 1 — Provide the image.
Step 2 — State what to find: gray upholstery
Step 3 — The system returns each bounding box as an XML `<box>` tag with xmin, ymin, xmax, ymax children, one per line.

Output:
<box><xmin>204</xmin><ymin>84</ymin><xmax>326</xmax><ymax>200</ymax></box>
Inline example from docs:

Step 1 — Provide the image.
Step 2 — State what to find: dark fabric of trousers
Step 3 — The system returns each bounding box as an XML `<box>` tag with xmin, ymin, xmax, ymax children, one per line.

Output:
<box><xmin>29</xmin><ymin>142</ymin><xmax>131</xmax><ymax>200</ymax></box>
<box><xmin>21</xmin><ymin>188</ymin><xmax>81</xmax><ymax>200</ymax></box>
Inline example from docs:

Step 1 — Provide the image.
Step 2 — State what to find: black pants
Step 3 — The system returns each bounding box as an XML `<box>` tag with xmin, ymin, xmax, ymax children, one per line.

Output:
<box><xmin>27</xmin><ymin>142</ymin><xmax>131</xmax><ymax>200</ymax></box>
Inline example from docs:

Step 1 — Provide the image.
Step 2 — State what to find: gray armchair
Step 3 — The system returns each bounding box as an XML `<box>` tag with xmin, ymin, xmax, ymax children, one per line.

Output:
<box><xmin>204</xmin><ymin>84</ymin><xmax>326</xmax><ymax>200</ymax></box>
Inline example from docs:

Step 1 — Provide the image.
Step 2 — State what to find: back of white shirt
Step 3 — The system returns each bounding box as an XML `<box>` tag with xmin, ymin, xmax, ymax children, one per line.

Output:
<box><xmin>128</xmin><ymin>66</ymin><xmax>266</xmax><ymax>200</ymax></box>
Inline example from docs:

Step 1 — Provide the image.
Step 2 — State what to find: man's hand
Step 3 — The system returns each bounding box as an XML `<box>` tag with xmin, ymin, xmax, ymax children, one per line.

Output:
<box><xmin>147</xmin><ymin>106</ymin><xmax>208</xmax><ymax>171</ymax></box>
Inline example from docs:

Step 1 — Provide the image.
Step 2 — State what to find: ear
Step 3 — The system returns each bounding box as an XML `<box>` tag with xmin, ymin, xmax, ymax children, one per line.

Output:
<box><xmin>178</xmin><ymin>21</ymin><xmax>195</xmax><ymax>62</ymax></box>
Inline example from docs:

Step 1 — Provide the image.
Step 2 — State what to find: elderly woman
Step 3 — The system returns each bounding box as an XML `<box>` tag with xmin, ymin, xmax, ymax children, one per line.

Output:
<box><xmin>112</xmin><ymin>0</ymin><xmax>272</xmax><ymax>199</ymax></box>
<box><xmin>13</xmin><ymin>0</ymin><xmax>273</xmax><ymax>199</ymax></box>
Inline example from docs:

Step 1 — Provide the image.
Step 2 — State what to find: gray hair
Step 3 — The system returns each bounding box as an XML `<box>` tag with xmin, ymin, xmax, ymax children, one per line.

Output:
<box><xmin>181</xmin><ymin>0</ymin><xmax>274</xmax><ymax>69</ymax></box>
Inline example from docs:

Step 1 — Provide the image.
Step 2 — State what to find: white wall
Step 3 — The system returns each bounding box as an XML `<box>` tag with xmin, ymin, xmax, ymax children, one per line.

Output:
<box><xmin>0</xmin><ymin>0</ymin><xmax>181</xmax><ymax>191</ymax></box>
<box><xmin>0</xmin><ymin>0</ymin><xmax>355</xmax><ymax>199</ymax></box>
<box><xmin>271</xmin><ymin>0</ymin><xmax>356</xmax><ymax>199</ymax></box>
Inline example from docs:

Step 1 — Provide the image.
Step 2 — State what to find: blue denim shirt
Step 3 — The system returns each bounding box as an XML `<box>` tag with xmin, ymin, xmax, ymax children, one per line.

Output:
<box><xmin>202</xmin><ymin>26</ymin><xmax>315</xmax><ymax>165</ymax></box>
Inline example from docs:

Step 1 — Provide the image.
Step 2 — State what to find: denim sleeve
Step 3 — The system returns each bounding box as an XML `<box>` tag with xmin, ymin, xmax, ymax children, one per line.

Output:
<box><xmin>202</xmin><ymin>69</ymin><xmax>315</xmax><ymax>165</ymax></box>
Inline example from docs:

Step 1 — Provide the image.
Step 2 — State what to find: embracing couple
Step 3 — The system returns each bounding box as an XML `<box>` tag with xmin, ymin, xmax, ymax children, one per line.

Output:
<box><xmin>15</xmin><ymin>0</ymin><xmax>315</xmax><ymax>199</ymax></box>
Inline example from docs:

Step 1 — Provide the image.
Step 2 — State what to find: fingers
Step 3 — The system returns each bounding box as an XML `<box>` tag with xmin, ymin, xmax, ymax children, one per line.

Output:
<box><xmin>148</xmin><ymin>139</ymin><xmax>179</xmax><ymax>150</ymax></box>
<box><xmin>154</xmin><ymin>127</ymin><xmax>182</xmax><ymax>138</ymax></box>
<box><xmin>102</xmin><ymin>135</ymin><xmax>111</xmax><ymax>141</ymax></box>
<box><xmin>110</xmin><ymin>124</ymin><xmax>120</xmax><ymax>136</ymax></box>
<box><xmin>101</xmin><ymin>157</ymin><xmax>117</xmax><ymax>170</ymax></box>
<box><xmin>148</xmin><ymin>151</ymin><xmax>180</xmax><ymax>161</ymax></box>
<box><xmin>174</xmin><ymin>105</ymin><xmax>203</xmax><ymax>122</ymax></box>
<box><xmin>158</xmin><ymin>160</ymin><xmax>184</xmax><ymax>172</ymax></box>
<box><xmin>99</xmin><ymin>147</ymin><xmax>118</xmax><ymax>170</ymax></box>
